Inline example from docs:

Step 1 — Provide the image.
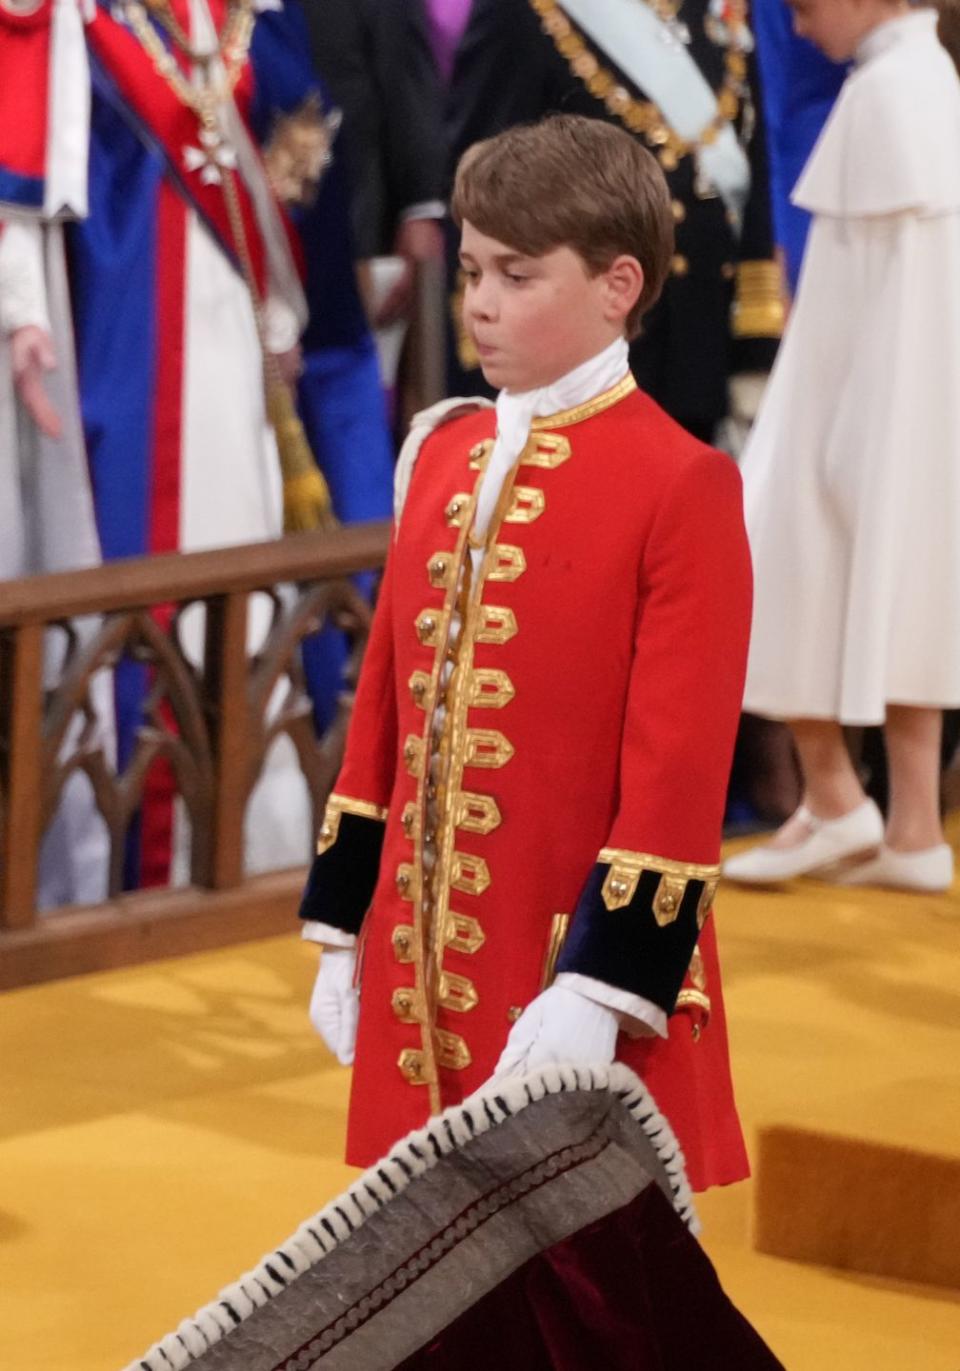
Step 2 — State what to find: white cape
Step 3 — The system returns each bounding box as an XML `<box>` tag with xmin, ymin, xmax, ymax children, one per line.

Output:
<box><xmin>740</xmin><ymin>11</ymin><xmax>960</xmax><ymax>724</ymax></box>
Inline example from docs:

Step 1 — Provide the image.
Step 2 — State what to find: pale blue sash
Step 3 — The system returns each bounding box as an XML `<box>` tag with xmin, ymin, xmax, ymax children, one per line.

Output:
<box><xmin>559</xmin><ymin>0</ymin><xmax>751</xmax><ymax>227</ymax></box>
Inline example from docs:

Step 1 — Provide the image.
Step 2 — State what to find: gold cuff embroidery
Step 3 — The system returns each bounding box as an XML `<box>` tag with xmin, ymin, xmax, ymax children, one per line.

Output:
<box><xmin>733</xmin><ymin>260</ymin><xmax>785</xmax><ymax>339</ymax></box>
<box><xmin>598</xmin><ymin>847</ymin><xmax>721</xmax><ymax>926</ymax></box>
<box><xmin>316</xmin><ymin>793</ymin><xmax>388</xmax><ymax>853</ymax></box>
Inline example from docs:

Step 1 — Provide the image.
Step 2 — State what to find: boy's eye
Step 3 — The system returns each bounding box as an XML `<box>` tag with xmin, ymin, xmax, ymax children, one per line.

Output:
<box><xmin>461</xmin><ymin>268</ymin><xmax>480</xmax><ymax>283</ymax></box>
<box><xmin>505</xmin><ymin>272</ymin><xmax>528</xmax><ymax>284</ymax></box>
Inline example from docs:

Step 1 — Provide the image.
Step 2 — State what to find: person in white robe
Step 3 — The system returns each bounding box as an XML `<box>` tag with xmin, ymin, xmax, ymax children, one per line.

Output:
<box><xmin>725</xmin><ymin>1</ymin><xmax>960</xmax><ymax>892</ymax></box>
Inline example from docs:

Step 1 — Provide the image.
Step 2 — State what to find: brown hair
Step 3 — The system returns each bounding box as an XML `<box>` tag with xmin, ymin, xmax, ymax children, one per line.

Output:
<box><xmin>934</xmin><ymin>0</ymin><xmax>960</xmax><ymax>75</ymax></box>
<box><xmin>451</xmin><ymin>114</ymin><xmax>674</xmax><ymax>338</ymax></box>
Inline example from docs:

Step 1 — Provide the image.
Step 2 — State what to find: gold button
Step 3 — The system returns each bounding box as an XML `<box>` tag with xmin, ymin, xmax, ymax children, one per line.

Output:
<box><xmin>319</xmin><ymin>824</ymin><xmax>333</xmax><ymax>843</ymax></box>
<box><xmin>417</xmin><ymin>615</ymin><xmax>437</xmax><ymax>643</ymax></box>
<box><xmin>609</xmin><ymin>879</ymin><xmax>628</xmax><ymax>898</ymax></box>
<box><xmin>392</xmin><ymin>926</ymin><xmax>413</xmax><ymax>962</ymax></box>
<box><xmin>398</xmin><ymin>1048</ymin><xmax>428</xmax><ymax>1083</ymax></box>
<box><xmin>671</xmin><ymin>199</ymin><xmax>686</xmax><ymax>223</ymax></box>
<box><xmin>671</xmin><ymin>254</ymin><xmax>689</xmax><ymax>278</ymax></box>
<box><xmin>507</xmin><ymin>1005</ymin><xmax>523</xmax><ymax>1023</ymax></box>
<box><xmin>401</xmin><ymin>811</ymin><xmax>415</xmax><ymax>834</ymax></box>
<box><xmin>658</xmin><ymin>893</ymin><xmax>678</xmax><ymax>914</ymax></box>
<box><xmin>392</xmin><ymin>988</ymin><xmax>420</xmax><ymax>1023</ymax></box>
<box><xmin>396</xmin><ymin>870</ymin><xmax>410</xmax><ymax>894</ymax></box>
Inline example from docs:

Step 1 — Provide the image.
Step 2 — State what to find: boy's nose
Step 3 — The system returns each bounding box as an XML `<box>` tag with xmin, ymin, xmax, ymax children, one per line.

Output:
<box><xmin>466</xmin><ymin>279</ymin><xmax>497</xmax><ymax>322</ymax></box>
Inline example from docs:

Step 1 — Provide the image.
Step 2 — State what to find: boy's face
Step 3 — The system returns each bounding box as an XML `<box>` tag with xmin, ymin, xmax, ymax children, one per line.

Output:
<box><xmin>458</xmin><ymin>222</ymin><xmax>638</xmax><ymax>392</ymax></box>
<box><xmin>787</xmin><ymin>0</ymin><xmax>905</xmax><ymax>61</ymax></box>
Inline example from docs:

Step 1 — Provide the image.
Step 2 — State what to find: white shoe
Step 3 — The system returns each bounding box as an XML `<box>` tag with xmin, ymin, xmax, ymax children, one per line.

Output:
<box><xmin>723</xmin><ymin>800</ymin><xmax>883</xmax><ymax>885</ymax></box>
<box><xmin>832</xmin><ymin>842</ymin><xmax>954</xmax><ymax>893</ymax></box>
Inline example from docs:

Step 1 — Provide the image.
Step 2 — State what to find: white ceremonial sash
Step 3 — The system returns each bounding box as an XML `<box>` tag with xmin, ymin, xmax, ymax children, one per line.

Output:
<box><xmin>188</xmin><ymin>0</ymin><xmax>308</xmax><ymax>329</ymax></box>
<box><xmin>45</xmin><ymin>0</ymin><xmax>91</xmax><ymax>219</ymax></box>
<box><xmin>558</xmin><ymin>0</ymin><xmax>751</xmax><ymax>226</ymax></box>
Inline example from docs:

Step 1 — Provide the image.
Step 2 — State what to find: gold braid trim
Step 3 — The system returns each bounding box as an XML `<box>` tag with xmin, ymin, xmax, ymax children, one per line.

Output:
<box><xmin>733</xmin><ymin>259</ymin><xmax>785</xmax><ymax>339</ymax></box>
<box><xmin>316</xmin><ymin>792</ymin><xmax>389</xmax><ymax>854</ymax></box>
<box><xmin>598</xmin><ymin>848</ymin><xmax>720</xmax><ymax>929</ymax></box>
<box><xmin>528</xmin><ymin>0</ymin><xmax>751</xmax><ymax>172</ymax></box>
<box><xmin>530</xmin><ymin>374</ymin><xmax>637</xmax><ymax>430</ymax></box>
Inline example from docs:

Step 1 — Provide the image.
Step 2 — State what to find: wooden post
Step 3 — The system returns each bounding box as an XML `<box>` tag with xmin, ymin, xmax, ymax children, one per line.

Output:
<box><xmin>0</xmin><ymin>624</ymin><xmax>45</xmax><ymax>929</ymax></box>
<box><xmin>203</xmin><ymin>591</ymin><xmax>249</xmax><ymax>890</ymax></box>
<box><xmin>412</xmin><ymin>257</ymin><xmax>448</xmax><ymax>412</ymax></box>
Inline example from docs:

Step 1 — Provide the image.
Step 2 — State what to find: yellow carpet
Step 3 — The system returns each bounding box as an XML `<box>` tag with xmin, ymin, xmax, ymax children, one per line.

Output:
<box><xmin>1</xmin><ymin>863</ymin><xmax>959</xmax><ymax>1370</ymax></box>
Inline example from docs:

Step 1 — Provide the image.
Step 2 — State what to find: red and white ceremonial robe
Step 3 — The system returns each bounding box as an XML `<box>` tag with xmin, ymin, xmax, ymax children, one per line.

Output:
<box><xmin>301</xmin><ymin>377</ymin><xmax>753</xmax><ymax>1191</ymax></box>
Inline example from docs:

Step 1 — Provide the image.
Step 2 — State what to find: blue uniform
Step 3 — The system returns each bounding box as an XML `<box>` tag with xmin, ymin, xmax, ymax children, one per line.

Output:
<box><xmin>753</xmin><ymin>0</ymin><xmax>846</xmax><ymax>293</ymax></box>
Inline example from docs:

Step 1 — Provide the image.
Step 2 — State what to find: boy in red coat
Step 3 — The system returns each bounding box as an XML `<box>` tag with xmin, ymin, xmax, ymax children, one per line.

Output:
<box><xmin>299</xmin><ymin>115</ymin><xmax>753</xmax><ymax>1192</ymax></box>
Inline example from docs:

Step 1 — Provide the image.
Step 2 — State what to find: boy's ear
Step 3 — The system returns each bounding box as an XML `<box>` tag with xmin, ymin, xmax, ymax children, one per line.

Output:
<box><xmin>601</xmin><ymin>255</ymin><xmax>645</xmax><ymax>326</ymax></box>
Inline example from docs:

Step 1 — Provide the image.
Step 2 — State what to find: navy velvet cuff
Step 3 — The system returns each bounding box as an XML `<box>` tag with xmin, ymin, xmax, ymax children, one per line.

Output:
<box><xmin>556</xmin><ymin>864</ymin><xmax>705</xmax><ymax>1015</ymax></box>
<box><xmin>297</xmin><ymin>812</ymin><xmax>385</xmax><ymax>936</ymax></box>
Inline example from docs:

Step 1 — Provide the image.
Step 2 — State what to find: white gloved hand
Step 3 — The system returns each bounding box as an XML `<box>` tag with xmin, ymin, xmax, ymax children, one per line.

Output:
<box><xmin>309</xmin><ymin>948</ymin><xmax>359</xmax><ymax>1066</ymax></box>
<box><xmin>729</xmin><ymin>370</ymin><xmax>768</xmax><ymax>427</ymax></box>
<box><xmin>491</xmin><ymin>985</ymin><xmax>619</xmax><ymax>1080</ymax></box>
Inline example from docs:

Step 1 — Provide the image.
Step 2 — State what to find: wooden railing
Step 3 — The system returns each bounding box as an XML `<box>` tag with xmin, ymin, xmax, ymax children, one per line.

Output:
<box><xmin>0</xmin><ymin>522</ymin><xmax>390</xmax><ymax>990</ymax></box>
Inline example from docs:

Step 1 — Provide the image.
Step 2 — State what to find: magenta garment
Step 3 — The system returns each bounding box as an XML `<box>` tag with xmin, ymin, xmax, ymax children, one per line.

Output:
<box><xmin>424</xmin><ymin>0</ymin><xmax>473</xmax><ymax>82</ymax></box>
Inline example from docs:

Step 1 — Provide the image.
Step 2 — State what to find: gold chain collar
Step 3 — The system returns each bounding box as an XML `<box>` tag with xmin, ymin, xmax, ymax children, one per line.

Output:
<box><xmin>528</xmin><ymin>0</ymin><xmax>752</xmax><ymax>173</ymax></box>
<box><xmin>120</xmin><ymin>0</ymin><xmax>254</xmax><ymax>130</ymax></box>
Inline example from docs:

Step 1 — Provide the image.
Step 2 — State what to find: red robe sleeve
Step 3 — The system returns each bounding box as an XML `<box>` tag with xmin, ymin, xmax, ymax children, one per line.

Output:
<box><xmin>557</xmin><ymin>449</ymin><xmax>752</xmax><ymax>1014</ymax></box>
<box><xmin>298</xmin><ymin>537</ymin><xmax>399</xmax><ymax>935</ymax></box>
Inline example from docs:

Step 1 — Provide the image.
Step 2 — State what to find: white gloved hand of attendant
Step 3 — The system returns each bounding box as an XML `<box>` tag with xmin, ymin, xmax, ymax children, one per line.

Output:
<box><xmin>309</xmin><ymin>948</ymin><xmax>359</xmax><ymax>1066</ymax></box>
<box><xmin>491</xmin><ymin>985</ymin><xmax>619</xmax><ymax>1080</ymax></box>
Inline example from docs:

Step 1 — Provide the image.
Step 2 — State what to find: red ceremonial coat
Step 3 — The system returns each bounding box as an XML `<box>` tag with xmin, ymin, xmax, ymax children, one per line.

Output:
<box><xmin>300</xmin><ymin>377</ymin><xmax>753</xmax><ymax>1191</ymax></box>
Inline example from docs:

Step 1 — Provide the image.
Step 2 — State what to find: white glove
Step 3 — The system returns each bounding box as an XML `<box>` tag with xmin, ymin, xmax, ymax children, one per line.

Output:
<box><xmin>492</xmin><ymin>985</ymin><xmax>619</xmax><ymax>1080</ymax></box>
<box><xmin>309</xmin><ymin>948</ymin><xmax>359</xmax><ymax>1066</ymax></box>
<box><xmin>729</xmin><ymin>370</ymin><xmax>768</xmax><ymax>427</ymax></box>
